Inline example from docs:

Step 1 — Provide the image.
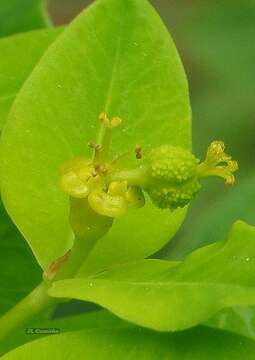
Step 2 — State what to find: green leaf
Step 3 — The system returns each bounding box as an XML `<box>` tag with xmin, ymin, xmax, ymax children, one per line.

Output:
<box><xmin>78</xmin><ymin>203</ymin><xmax>185</xmax><ymax>277</ymax></box>
<box><xmin>0</xmin><ymin>200</ymin><xmax>41</xmax><ymax>316</ymax></box>
<box><xmin>0</xmin><ymin>0</ymin><xmax>191</xmax><ymax>269</ymax></box>
<box><xmin>2</xmin><ymin>326</ymin><xmax>255</xmax><ymax>359</ymax></box>
<box><xmin>206</xmin><ymin>306</ymin><xmax>255</xmax><ymax>341</ymax></box>
<box><xmin>0</xmin><ymin>0</ymin><xmax>51</xmax><ymax>37</ymax></box>
<box><xmin>0</xmin><ymin>27</ymin><xmax>62</xmax><ymax>130</ymax></box>
<box><xmin>0</xmin><ymin>310</ymin><xmax>126</xmax><ymax>355</ymax></box>
<box><xmin>50</xmin><ymin>221</ymin><xmax>255</xmax><ymax>331</ymax></box>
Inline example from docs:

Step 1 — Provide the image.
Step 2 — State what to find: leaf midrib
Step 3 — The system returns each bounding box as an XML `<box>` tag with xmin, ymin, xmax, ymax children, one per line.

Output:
<box><xmin>58</xmin><ymin>278</ymin><xmax>255</xmax><ymax>290</ymax></box>
<box><xmin>104</xmin><ymin>29</ymin><xmax>122</xmax><ymax>112</ymax></box>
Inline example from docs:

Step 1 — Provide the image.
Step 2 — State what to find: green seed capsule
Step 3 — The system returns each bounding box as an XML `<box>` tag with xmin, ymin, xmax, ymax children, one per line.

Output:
<box><xmin>149</xmin><ymin>145</ymin><xmax>199</xmax><ymax>183</ymax></box>
<box><xmin>148</xmin><ymin>178</ymin><xmax>201</xmax><ymax>210</ymax></box>
<box><xmin>142</xmin><ymin>145</ymin><xmax>200</xmax><ymax>210</ymax></box>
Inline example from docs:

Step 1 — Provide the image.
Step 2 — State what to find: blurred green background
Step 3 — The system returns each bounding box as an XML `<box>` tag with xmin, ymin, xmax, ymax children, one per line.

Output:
<box><xmin>48</xmin><ymin>0</ymin><xmax>255</xmax><ymax>259</ymax></box>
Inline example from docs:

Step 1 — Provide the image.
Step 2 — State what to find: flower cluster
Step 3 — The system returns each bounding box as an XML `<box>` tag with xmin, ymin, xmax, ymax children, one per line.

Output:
<box><xmin>60</xmin><ymin>113</ymin><xmax>144</xmax><ymax>218</ymax></box>
<box><xmin>60</xmin><ymin>113</ymin><xmax>238</xmax><ymax>218</ymax></box>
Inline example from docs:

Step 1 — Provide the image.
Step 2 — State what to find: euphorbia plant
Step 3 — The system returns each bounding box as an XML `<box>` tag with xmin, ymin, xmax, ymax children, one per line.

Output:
<box><xmin>0</xmin><ymin>0</ymin><xmax>255</xmax><ymax>358</ymax></box>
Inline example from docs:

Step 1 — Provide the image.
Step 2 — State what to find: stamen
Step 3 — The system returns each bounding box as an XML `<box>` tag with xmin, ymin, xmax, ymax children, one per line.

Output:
<box><xmin>88</xmin><ymin>142</ymin><xmax>102</xmax><ymax>151</ymax></box>
<box><xmin>94</xmin><ymin>164</ymin><xmax>108</xmax><ymax>175</ymax></box>
<box><xmin>88</xmin><ymin>141</ymin><xmax>102</xmax><ymax>161</ymax></box>
<box><xmin>91</xmin><ymin>169</ymin><xmax>97</xmax><ymax>177</ymax></box>
<box><xmin>110</xmin><ymin>117</ymin><xmax>122</xmax><ymax>128</ymax></box>
<box><xmin>98</xmin><ymin>113</ymin><xmax>122</xmax><ymax>129</ymax></box>
<box><xmin>94</xmin><ymin>112</ymin><xmax>123</xmax><ymax>162</ymax></box>
<box><xmin>135</xmin><ymin>144</ymin><xmax>143</xmax><ymax>159</ymax></box>
<box><xmin>99</xmin><ymin>112</ymin><xmax>111</xmax><ymax>127</ymax></box>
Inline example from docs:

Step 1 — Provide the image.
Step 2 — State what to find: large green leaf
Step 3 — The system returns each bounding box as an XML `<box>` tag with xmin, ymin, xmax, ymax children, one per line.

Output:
<box><xmin>0</xmin><ymin>310</ymin><xmax>126</xmax><ymax>355</ymax></box>
<box><xmin>0</xmin><ymin>27</ymin><xmax>62</xmax><ymax>130</ymax></box>
<box><xmin>78</xmin><ymin>202</ymin><xmax>185</xmax><ymax>277</ymax></box>
<box><xmin>50</xmin><ymin>221</ymin><xmax>255</xmax><ymax>331</ymax></box>
<box><xmin>0</xmin><ymin>201</ymin><xmax>41</xmax><ymax>316</ymax></box>
<box><xmin>0</xmin><ymin>0</ymin><xmax>51</xmax><ymax>37</ymax></box>
<box><xmin>0</xmin><ymin>0</ymin><xmax>191</xmax><ymax>269</ymax></box>
<box><xmin>2</xmin><ymin>326</ymin><xmax>255</xmax><ymax>359</ymax></box>
<box><xmin>207</xmin><ymin>306</ymin><xmax>255</xmax><ymax>341</ymax></box>
<box><xmin>173</xmin><ymin>142</ymin><xmax>255</xmax><ymax>340</ymax></box>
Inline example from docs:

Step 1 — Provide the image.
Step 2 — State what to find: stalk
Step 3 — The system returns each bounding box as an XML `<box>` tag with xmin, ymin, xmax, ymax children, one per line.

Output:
<box><xmin>0</xmin><ymin>282</ymin><xmax>55</xmax><ymax>342</ymax></box>
<box><xmin>0</xmin><ymin>223</ymin><xmax>105</xmax><ymax>343</ymax></box>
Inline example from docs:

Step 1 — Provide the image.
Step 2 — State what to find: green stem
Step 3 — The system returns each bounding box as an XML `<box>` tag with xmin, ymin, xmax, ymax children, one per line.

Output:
<box><xmin>55</xmin><ymin>228</ymin><xmax>102</xmax><ymax>280</ymax></box>
<box><xmin>94</xmin><ymin>123</ymin><xmax>112</xmax><ymax>163</ymax></box>
<box><xmin>107</xmin><ymin>166</ymin><xmax>149</xmax><ymax>187</ymax></box>
<box><xmin>0</xmin><ymin>241</ymin><xmax>88</xmax><ymax>343</ymax></box>
<box><xmin>197</xmin><ymin>162</ymin><xmax>231</xmax><ymax>181</ymax></box>
<box><xmin>0</xmin><ymin>282</ymin><xmax>55</xmax><ymax>342</ymax></box>
<box><xmin>0</xmin><ymin>239</ymin><xmax>90</xmax><ymax>343</ymax></box>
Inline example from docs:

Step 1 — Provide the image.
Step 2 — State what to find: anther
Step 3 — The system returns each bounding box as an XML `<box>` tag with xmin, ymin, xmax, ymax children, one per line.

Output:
<box><xmin>99</xmin><ymin>112</ymin><xmax>110</xmax><ymax>127</ymax></box>
<box><xmin>91</xmin><ymin>169</ymin><xmax>97</xmax><ymax>177</ymax></box>
<box><xmin>98</xmin><ymin>112</ymin><xmax>122</xmax><ymax>129</ymax></box>
<box><xmin>135</xmin><ymin>144</ymin><xmax>143</xmax><ymax>159</ymax></box>
<box><xmin>110</xmin><ymin>117</ymin><xmax>122</xmax><ymax>128</ymax></box>
<box><xmin>94</xmin><ymin>164</ymin><xmax>108</xmax><ymax>175</ymax></box>
<box><xmin>88</xmin><ymin>142</ymin><xmax>102</xmax><ymax>151</ymax></box>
